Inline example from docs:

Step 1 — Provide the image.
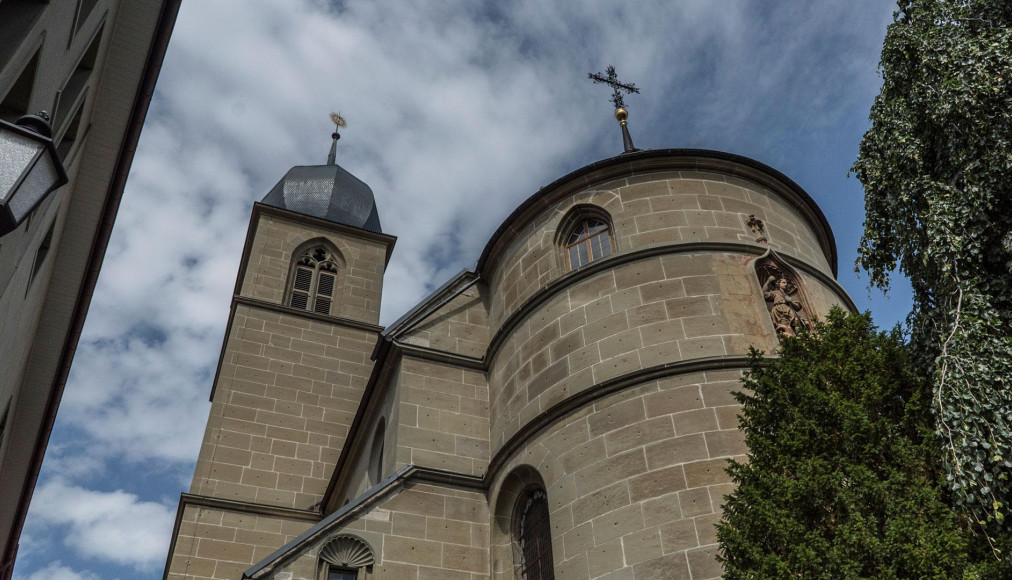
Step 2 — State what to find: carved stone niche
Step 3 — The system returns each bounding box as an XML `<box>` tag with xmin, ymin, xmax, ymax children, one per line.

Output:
<box><xmin>317</xmin><ymin>535</ymin><xmax>374</xmax><ymax>579</ymax></box>
<box><xmin>754</xmin><ymin>251</ymin><xmax>813</xmax><ymax>338</ymax></box>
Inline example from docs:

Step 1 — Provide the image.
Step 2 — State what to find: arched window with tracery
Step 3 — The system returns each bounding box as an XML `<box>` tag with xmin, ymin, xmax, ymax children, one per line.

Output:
<box><xmin>514</xmin><ymin>486</ymin><xmax>555</xmax><ymax>579</ymax></box>
<box><xmin>565</xmin><ymin>218</ymin><xmax>612</xmax><ymax>270</ymax></box>
<box><xmin>288</xmin><ymin>245</ymin><xmax>339</xmax><ymax>315</ymax></box>
<box><xmin>556</xmin><ymin>206</ymin><xmax>615</xmax><ymax>272</ymax></box>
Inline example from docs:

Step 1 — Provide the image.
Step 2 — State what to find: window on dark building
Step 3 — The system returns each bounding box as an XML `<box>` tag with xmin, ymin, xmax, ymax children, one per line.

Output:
<box><xmin>26</xmin><ymin>217</ymin><xmax>55</xmax><ymax>295</ymax></box>
<box><xmin>74</xmin><ymin>0</ymin><xmax>101</xmax><ymax>37</ymax></box>
<box><xmin>0</xmin><ymin>2</ymin><xmax>47</xmax><ymax>70</ymax></box>
<box><xmin>0</xmin><ymin>46</ymin><xmax>40</xmax><ymax>122</ymax></box>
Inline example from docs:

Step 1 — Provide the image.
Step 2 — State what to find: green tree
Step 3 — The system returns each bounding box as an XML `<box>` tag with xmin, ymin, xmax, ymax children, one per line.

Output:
<box><xmin>851</xmin><ymin>0</ymin><xmax>1012</xmax><ymax>538</ymax></box>
<box><xmin>717</xmin><ymin>310</ymin><xmax>967</xmax><ymax>579</ymax></box>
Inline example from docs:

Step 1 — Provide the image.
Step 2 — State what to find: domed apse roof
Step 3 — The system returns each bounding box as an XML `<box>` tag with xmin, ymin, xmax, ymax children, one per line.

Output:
<box><xmin>261</xmin><ymin>160</ymin><xmax>382</xmax><ymax>234</ymax></box>
<box><xmin>475</xmin><ymin>148</ymin><xmax>838</xmax><ymax>277</ymax></box>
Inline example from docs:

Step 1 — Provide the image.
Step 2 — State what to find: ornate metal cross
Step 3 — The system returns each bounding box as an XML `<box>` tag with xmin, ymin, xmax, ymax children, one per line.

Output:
<box><xmin>588</xmin><ymin>65</ymin><xmax>640</xmax><ymax>110</ymax></box>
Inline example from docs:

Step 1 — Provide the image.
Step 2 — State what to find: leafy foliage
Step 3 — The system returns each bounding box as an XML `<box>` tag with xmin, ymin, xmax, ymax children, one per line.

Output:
<box><xmin>717</xmin><ymin>310</ymin><xmax>967</xmax><ymax>579</ymax></box>
<box><xmin>851</xmin><ymin>0</ymin><xmax>1012</xmax><ymax>541</ymax></box>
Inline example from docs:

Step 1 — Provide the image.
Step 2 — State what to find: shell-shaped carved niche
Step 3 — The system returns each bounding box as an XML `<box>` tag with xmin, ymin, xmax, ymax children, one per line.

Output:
<box><xmin>320</xmin><ymin>535</ymin><xmax>375</xmax><ymax>568</ymax></box>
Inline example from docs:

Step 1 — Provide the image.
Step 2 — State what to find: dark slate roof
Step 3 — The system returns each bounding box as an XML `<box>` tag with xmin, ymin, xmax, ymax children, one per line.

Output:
<box><xmin>261</xmin><ymin>163</ymin><xmax>382</xmax><ymax>233</ymax></box>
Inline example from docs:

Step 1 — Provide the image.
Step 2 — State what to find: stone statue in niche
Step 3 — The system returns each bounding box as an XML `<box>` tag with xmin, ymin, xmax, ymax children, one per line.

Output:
<box><xmin>755</xmin><ymin>254</ymin><xmax>811</xmax><ymax>338</ymax></box>
<box><xmin>763</xmin><ymin>276</ymin><xmax>806</xmax><ymax>336</ymax></box>
<box><xmin>746</xmin><ymin>214</ymin><xmax>768</xmax><ymax>244</ymax></box>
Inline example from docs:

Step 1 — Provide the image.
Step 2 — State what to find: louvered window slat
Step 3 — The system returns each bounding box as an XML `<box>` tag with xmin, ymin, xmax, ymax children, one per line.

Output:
<box><xmin>290</xmin><ymin>293</ymin><xmax>309</xmax><ymax>310</ymax></box>
<box><xmin>314</xmin><ymin>297</ymin><xmax>332</xmax><ymax>314</ymax></box>
<box><xmin>294</xmin><ymin>267</ymin><xmax>313</xmax><ymax>291</ymax></box>
<box><xmin>317</xmin><ymin>272</ymin><xmax>335</xmax><ymax>297</ymax></box>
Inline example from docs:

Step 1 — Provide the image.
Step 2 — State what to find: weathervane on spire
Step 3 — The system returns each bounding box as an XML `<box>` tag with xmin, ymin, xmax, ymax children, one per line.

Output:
<box><xmin>327</xmin><ymin>112</ymin><xmax>347</xmax><ymax>165</ymax></box>
<box><xmin>588</xmin><ymin>65</ymin><xmax>641</xmax><ymax>153</ymax></box>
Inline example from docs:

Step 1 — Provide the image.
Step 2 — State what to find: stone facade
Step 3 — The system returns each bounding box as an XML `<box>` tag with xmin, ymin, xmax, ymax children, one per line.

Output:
<box><xmin>165</xmin><ymin>150</ymin><xmax>854</xmax><ymax>579</ymax></box>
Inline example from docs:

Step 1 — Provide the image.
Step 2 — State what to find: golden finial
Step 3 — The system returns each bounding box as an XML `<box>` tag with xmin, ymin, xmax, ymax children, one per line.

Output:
<box><xmin>327</xmin><ymin>112</ymin><xmax>346</xmax><ymax>165</ymax></box>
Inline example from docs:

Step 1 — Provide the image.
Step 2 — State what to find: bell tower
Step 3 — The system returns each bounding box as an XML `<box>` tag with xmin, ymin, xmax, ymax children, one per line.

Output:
<box><xmin>165</xmin><ymin>119</ymin><xmax>395</xmax><ymax>580</ymax></box>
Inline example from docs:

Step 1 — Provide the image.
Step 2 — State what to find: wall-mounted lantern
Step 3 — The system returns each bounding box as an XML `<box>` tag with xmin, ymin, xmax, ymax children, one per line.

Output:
<box><xmin>0</xmin><ymin>112</ymin><xmax>69</xmax><ymax>236</ymax></box>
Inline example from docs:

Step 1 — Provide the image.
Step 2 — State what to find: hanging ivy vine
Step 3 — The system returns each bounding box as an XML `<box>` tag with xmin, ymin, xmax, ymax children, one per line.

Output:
<box><xmin>852</xmin><ymin>0</ymin><xmax>1012</xmax><ymax>545</ymax></box>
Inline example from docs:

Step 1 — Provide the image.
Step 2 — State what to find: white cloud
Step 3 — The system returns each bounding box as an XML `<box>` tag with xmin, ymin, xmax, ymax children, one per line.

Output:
<box><xmin>26</xmin><ymin>479</ymin><xmax>176</xmax><ymax>569</ymax></box>
<box><xmin>14</xmin><ymin>562</ymin><xmax>101</xmax><ymax>580</ymax></box>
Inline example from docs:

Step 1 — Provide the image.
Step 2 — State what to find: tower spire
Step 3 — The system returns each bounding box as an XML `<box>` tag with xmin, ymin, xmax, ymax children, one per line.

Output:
<box><xmin>327</xmin><ymin>112</ymin><xmax>346</xmax><ymax>165</ymax></box>
<box><xmin>588</xmin><ymin>65</ymin><xmax>641</xmax><ymax>153</ymax></box>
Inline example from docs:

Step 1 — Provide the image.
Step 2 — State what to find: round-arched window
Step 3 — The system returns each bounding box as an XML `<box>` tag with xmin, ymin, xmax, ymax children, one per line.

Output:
<box><xmin>515</xmin><ymin>487</ymin><xmax>555</xmax><ymax>579</ymax></box>
<box><xmin>565</xmin><ymin>218</ymin><xmax>612</xmax><ymax>270</ymax></box>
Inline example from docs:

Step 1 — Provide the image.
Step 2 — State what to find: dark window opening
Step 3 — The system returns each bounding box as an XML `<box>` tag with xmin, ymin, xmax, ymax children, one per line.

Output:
<box><xmin>516</xmin><ymin>487</ymin><xmax>555</xmax><ymax>580</ymax></box>
<box><xmin>56</xmin><ymin>93</ymin><xmax>85</xmax><ymax>160</ymax></box>
<box><xmin>0</xmin><ymin>1</ymin><xmax>47</xmax><ymax>71</ymax></box>
<box><xmin>74</xmin><ymin>0</ymin><xmax>101</xmax><ymax>37</ymax></box>
<box><xmin>0</xmin><ymin>46</ymin><xmax>40</xmax><ymax>122</ymax></box>
<box><xmin>27</xmin><ymin>216</ymin><xmax>55</xmax><ymax>294</ymax></box>
<box><xmin>369</xmin><ymin>419</ymin><xmax>385</xmax><ymax>486</ymax></box>
<box><xmin>327</xmin><ymin>569</ymin><xmax>357</xmax><ymax>580</ymax></box>
<box><xmin>55</xmin><ymin>22</ymin><xmax>102</xmax><ymax>132</ymax></box>
<box><xmin>0</xmin><ymin>398</ymin><xmax>11</xmax><ymax>452</ymax></box>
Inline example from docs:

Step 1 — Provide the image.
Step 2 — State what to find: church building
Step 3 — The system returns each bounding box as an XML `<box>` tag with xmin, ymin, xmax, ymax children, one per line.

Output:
<box><xmin>163</xmin><ymin>103</ymin><xmax>855</xmax><ymax>579</ymax></box>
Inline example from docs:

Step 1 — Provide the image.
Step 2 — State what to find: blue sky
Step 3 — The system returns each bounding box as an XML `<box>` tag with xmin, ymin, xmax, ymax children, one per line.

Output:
<box><xmin>13</xmin><ymin>1</ymin><xmax>907</xmax><ymax>578</ymax></box>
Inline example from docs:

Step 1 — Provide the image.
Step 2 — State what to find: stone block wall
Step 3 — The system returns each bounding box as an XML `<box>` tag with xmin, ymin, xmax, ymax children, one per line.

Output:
<box><xmin>189</xmin><ymin>304</ymin><xmax>378</xmax><ymax>509</ymax></box>
<box><xmin>487</xmin><ymin>250</ymin><xmax>845</xmax><ymax>453</ymax></box>
<box><xmin>399</xmin><ymin>285</ymin><xmax>490</xmax><ymax>358</ymax></box>
<box><xmin>489</xmin><ymin>371</ymin><xmax>745</xmax><ymax>580</ymax></box>
<box><xmin>395</xmin><ymin>357</ymin><xmax>490</xmax><ymax>476</ymax></box>
<box><xmin>167</xmin><ymin>505</ymin><xmax>314</xmax><ymax>580</ymax></box>
<box><xmin>268</xmin><ymin>483</ymin><xmax>492</xmax><ymax>580</ymax></box>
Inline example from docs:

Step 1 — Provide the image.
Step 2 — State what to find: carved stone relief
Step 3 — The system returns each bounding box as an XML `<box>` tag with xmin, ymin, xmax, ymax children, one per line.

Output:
<box><xmin>297</xmin><ymin>246</ymin><xmax>339</xmax><ymax>273</ymax></box>
<box><xmin>755</xmin><ymin>252</ymin><xmax>812</xmax><ymax>338</ymax></box>
<box><xmin>746</xmin><ymin>214</ymin><xmax>768</xmax><ymax>244</ymax></box>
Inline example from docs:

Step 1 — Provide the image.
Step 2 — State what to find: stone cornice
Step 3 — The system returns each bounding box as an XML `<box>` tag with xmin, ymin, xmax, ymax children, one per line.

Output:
<box><xmin>182</xmin><ymin>492</ymin><xmax>322</xmax><ymax>521</ymax></box>
<box><xmin>234</xmin><ymin>295</ymin><xmax>384</xmax><ymax>333</ymax></box>
<box><xmin>244</xmin><ymin>465</ymin><xmax>483</xmax><ymax>579</ymax></box>
<box><xmin>485</xmin><ymin>354</ymin><xmax>755</xmax><ymax>480</ymax></box>
<box><xmin>483</xmin><ymin>241</ymin><xmax>856</xmax><ymax>366</ymax></box>
<box><xmin>207</xmin><ymin>296</ymin><xmax>383</xmax><ymax>402</ymax></box>
<box><xmin>161</xmin><ymin>493</ymin><xmax>321</xmax><ymax>580</ymax></box>
<box><xmin>396</xmin><ymin>342</ymin><xmax>486</xmax><ymax>370</ymax></box>
<box><xmin>231</xmin><ymin>203</ymin><xmax>398</xmax><ymax>300</ymax></box>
